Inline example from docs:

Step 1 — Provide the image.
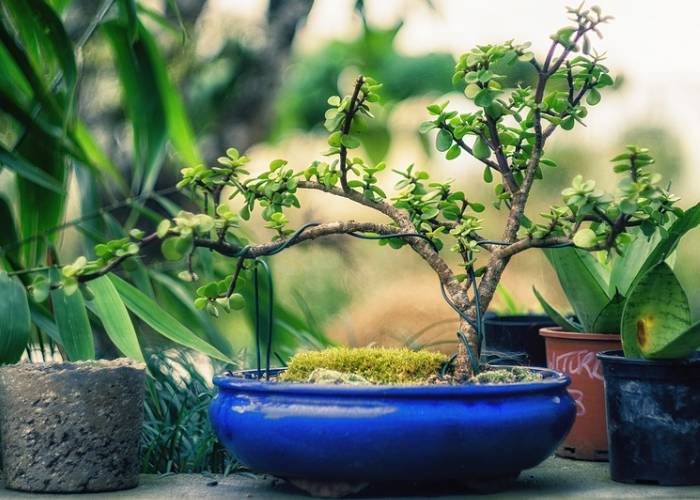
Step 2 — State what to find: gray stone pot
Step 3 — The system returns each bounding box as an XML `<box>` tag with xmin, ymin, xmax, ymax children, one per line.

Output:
<box><xmin>0</xmin><ymin>359</ymin><xmax>145</xmax><ymax>492</ymax></box>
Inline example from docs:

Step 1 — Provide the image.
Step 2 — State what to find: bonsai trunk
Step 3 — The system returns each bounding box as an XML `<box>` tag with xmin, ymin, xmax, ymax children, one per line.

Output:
<box><xmin>454</xmin><ymin>251</ymin><xmax>512</xmax><ymax>379</ymax></box>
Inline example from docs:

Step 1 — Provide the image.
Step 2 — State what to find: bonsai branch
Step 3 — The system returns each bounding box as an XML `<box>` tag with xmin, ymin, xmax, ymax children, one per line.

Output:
<box><xmin>339</xmin><ymin>76</ymin><xmax>365</xmax><ymax>192</ymax></box>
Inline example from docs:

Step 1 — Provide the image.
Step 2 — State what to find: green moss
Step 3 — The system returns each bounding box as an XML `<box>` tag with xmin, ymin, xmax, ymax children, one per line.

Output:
<box><xmin>281</xmin><ymin>347</ymin><xmax>449</xmax><ymax>385</ymax></box>
<box><xmin>470</xmin><ymin>366</ymin><xmax>542</xmax><ymax>384</ymax></box>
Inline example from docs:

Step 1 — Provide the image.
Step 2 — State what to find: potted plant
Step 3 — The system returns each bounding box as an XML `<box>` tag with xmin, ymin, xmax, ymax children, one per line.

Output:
<box><xmin>597</xmin><ymin>239</ymin><xmax>700</xmax><ymax>484</ymax></box>
<box><xmin>0</xmin><ymin>268</ymin><xmax>232</xmax><ymax>493</ymax></box>
<box><xmin>535</xmin><ymin>199</ymin><xmax>700</xmax><ymax>461</ymax></box>
<box><xmin>0</xmin><ymin>254</ymin><xmax>231</xmax><ymax>492</ymax></box>
<box><xmin>11</xmin><ymin>4</ymin><xmax>685</xmax><ymax>494</ymax></box>
<box><xmin>483</xmin><ymin>285</ymin><xmax>555</xmax><ymax>367</ymax></box>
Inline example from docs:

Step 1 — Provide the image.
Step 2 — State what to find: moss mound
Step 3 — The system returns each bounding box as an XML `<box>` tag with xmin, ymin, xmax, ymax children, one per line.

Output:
<box><xmin>281</xmin><ymin>347</ymin><xmax>449</xmax><ymax>385</ymax></box>
<box><xmin>470</xmin><ymin>366</ymin><xmax>542</xmax><ymax>384</ymax></box>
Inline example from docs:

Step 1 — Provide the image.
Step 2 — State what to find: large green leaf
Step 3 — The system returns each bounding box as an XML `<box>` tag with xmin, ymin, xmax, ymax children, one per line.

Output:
<box><xmin>1</xmin><ymin>0</ymin><xmax>76</xmax><ymax>119</ymax></box>
<box><xmin>0</xmin><ymin>143</ymin><xmax>64</xmax><ymax>193</ymax></box>
<box><xmin>15</xmin><ymin>132</ymin><xmax>68</xmax><ymax>266</ymax></box>
<box><xmin>50</xmin><ymin>285</ymin><xmax>95</xmax><ymax>360</ymax></box>
<box><xmin>543</xmin><ymin>247</ymin><xmax>611</xmax><ymax>332</ymax></box>
<box><xmin>72</xmin><ymin>120</ymin><xmax>126</xmax><ymax>188</ymax></box>
<box><xmin>109</xmin><ymin>274</ymin><xmax>231</xmax><ymax>363</ymax></box>
<box><xmin>0</xmin><ymin>271</ymin><xmax>31</xmax><ymax>363</ymax></box>
<box><xmin>608</xmin><ymin>229</ymin><xmax>662</xmax><ymax>296</ymax></box>
<box><xmin>621</xmin><ymin>262</ymin><xmax>691</xmax><ymax>359</ymax></box>
<box><xmin>631</xmin><ymin>203</ymin><xmax>700</xmax><ymax>291</ymax></box>
<box><xmin>28</xmin><ymin>303</ymin><xmax>61</xmax><ymax>344</ymax></box>
<box><xmin>533</xmin><ymin>287</ymin><xmax>582</xmax><ymax>332</ymax></box>
<box><xmin>591</xmin><ymin>292</ymin><xmax>625</xmax><ymax>333</ymax></box>
<box><xmin>0</xmin><ymin>20</ymin><xmax>63</xmax><ymax>122</ymax></box>
<box><xmin>86</xmin><ymin>276</ymin><xmax>145</xmax><ymax>363</ymax></box>
<box><xmin>102</xmin><ymin>20</ymin><xmax>167</xmax><ymax>193</ymax></box>
<box><xmin>0</xmin><ymin>195</ymin><xmax>18</xmax><ymax>253</ymax></box>
<box><xmin>139</xmin><ymin>25</ymin><xmax>201</xmax><ymax>166</ymax></box>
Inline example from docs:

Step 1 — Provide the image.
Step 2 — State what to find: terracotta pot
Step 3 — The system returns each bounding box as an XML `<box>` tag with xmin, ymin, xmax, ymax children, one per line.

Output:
<box><xmin>539</xmin><ymin>327</ymin><xmax>621</xmax><ymax>461</ymax></box>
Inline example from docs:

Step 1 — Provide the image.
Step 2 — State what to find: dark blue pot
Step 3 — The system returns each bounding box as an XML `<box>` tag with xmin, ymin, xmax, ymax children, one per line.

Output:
<box><xmin>210</xmin><ymin>368</ymin><xmax>575</xmax><ymax>483</ymax></box>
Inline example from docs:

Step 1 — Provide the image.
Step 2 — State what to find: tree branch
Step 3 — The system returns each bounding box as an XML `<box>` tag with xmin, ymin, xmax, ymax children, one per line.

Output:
<box><xmin>438</xmin><ymin>123</ymin><xmax>499</xmax><ymax>171</ymax></box>
<box><xmin>297</xmin><ymin>180</ymin><xmax>404</xmax><ymax>224</ymax></box>
<box><xmin>339</xmin><ymin>76</ymin><xmax>365</xmax><ymax>192</ymax></box>
<box><xmin>484</xmin><ymin>116</ymin><xmax>519</xmax><ymax>193</ymax></box>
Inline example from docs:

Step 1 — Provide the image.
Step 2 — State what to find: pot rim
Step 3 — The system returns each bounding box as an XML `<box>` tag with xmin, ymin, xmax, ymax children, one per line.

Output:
<box><xmin>539</xmin><ymin>326</ymin><xmax>620</xmax><ymax>341</ymax></box>
<box><xmin>483</xmin><ymin>313</ymin><xmax>556</xmax><ymax>325</ymax></box>
<box><xmin>597</xmin><ymin>349</ymin><xmax>700</xmax><ymax>366</ymax></box>
<box><xmin>213</xmin><ymin>366</ymin><xmax>570</xmax><ymax>398</ymax></box>
<box><xmin>0</xmin><ymin>358</ymin><xmax>145</xmax><ymax>374</ymax></box>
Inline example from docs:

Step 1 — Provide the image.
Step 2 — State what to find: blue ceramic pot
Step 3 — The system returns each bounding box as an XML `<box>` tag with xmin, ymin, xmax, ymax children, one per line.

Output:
<box><xmin>210</xmin><ymin>368</ymin><xmax>575</xmax><ymax>482</ymax></box>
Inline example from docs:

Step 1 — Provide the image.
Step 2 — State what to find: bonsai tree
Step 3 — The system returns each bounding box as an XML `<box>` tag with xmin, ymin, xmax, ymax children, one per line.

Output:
<box><xmin>20</xmin><ymin>4</ymin><xmax>683</xmax><ymax>379</ymax></box>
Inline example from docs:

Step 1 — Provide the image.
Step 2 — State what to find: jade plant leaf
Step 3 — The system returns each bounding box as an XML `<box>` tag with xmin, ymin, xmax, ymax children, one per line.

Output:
<box><xmin>533</xmin><ymin>287</ymin><xmax>582</xmax><ymax>332</ymax></box>
<box><xmin>0</xmin><ymin>272</ymin><xmax>31</xmax><ymax>364</ymax></box>
<box><xmin>543</xmin><ymin>247</ymin><xmax>611</xmax><ymax>332</ymax></box>
<box><xmin>621</xmin><ymin>262</ymin><xmax>693</xmax><ymax>359</ymax></box>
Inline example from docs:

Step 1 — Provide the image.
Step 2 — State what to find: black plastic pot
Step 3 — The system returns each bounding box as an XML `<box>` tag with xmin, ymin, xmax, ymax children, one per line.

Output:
<box><xmin>597</xmin><ymin>350</ymin><xmax>700</xmax><ymax>485</ymax></box>
<box><xmin>483</xmin><ymin>314</ymin><xmax>555</xmax><ymax>367</ymax></box>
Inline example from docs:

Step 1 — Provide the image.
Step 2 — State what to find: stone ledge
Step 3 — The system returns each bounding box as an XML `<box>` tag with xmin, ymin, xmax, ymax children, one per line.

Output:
<box><xmin>2</xmin><ymin>457</ymin><xmax>699</xmax><ymax>499</ymax></box>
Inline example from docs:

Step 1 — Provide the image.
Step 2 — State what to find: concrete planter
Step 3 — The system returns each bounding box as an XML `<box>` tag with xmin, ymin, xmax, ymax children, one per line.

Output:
<box><xmin>0</xmin><ymin>359</ymin><xmax>145</xmax><ymax>493</ymax></box>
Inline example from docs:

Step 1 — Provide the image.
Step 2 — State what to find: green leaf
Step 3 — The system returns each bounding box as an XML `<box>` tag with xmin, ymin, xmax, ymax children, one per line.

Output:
<box><xmin>632</xmin><ymin>203</ymin><xmax>700</xmax><ymax>290</ymax></box>
<box><xmin>445</xmin><ymin>144</ymin><xmax>460</xmax><ymax>160</ymax></box>
<box><xmin>139</xmin><ymin>25</ymin><xmax>201</xmax><ymax>166</ymax></box>
<box><xmin>473</xmin><ymin>136</ymin><xmax>491</xmax><ymax>159</ymax></box>
<box><xmin>15</xmin><ymin>131</ymin><xmax>68</xmax><ymax>266</ymax></box>
<box><xmin>533</xmin><ymin>287</ymin><xmax>582</xmax><ymax>332</ymax></box>
<box><xmin>109</xmin><ymin>274</ymin><xmax>231</xmax><ymax>363</ymax></box>
<box><xmin>560</xmin><ymin>115</ymin><xmax>575</xmax><ymax>130</ymax></box>
<box><xmin>29</xmin><ymin>303</ymin><xmax>61</xmax><ymax>344</ymax></box>
<box><xmin>543</xmin><ymin>247</ymin><xmax>612</xmax><ymax>332</ymax></box>
<box><xmin>464</xmin><ymin>83</ymin><xmax>480</xmax><ymax>99</ymax></box>
<box><xmin>621</xmin><ymin>262</ymin><xmax>692</xmax><ymax>359</ymax></box>
<box><xmin>103</xmin><ymin>20</ymin><xmax>167</xmax><ymax>193</ymax></box>
<box><xmin>591</xmin><ymin>292</ymin><xmax>625</xmax><ymax>333</ymax></box>
<box><xmin>418</xmin><ymin>121</ymin><xmax>436</xmax><ymax>134</ymax></box>
<box><xmin>86</xmin><ymin>276</ymin><xmax>145</xmax><ymax>362</ymax></box>
<box><xmin>572</xmin><ymin>228</ymin><xmax>597</xmax><ymax>248</ymax></box>
<box><xmin>3</xmin><ymin>0</ymin><xmax>77</xmax><ymax>100</ymax></box>
<box><xmin>72</xmin><ymin>120</ymin><xmax>126</xmax><ymax>188</ymax></box>
<box><xmin>50</xmin><ymin>283</ymin><xmax>95</xmax><ymax>361</ymax></box>
<box><xmin>608</xmin><ymin>229</ymin><xmax>662</xmax><ymax>297</ymax></box>
<box><xmin>435</xmin><ymin>129</ymin><xmax>452</xmax><ymax>152</ymax></box>
<box><xmin>0</xmin><ymin>144</ymin><xmax>64</xmax><ymax>193</ymax></box>
<box><xmin>161</xmin><ymin>236</ymin><xmax>189</xmax><ymax>261</ymax></box>
<box><xmin>483</xmin><ymin>166</ymin><xmax>493</xmax><ymax>183</ymax></box>
<box><xmin>474</xmin><ymin>88</ymin><xmax>496</xmax><ymax>107</ymax></box>
<box><xmin>341</xmin><ymin>134</ymin><xmax>361</xmax><ymax>149</ymax></box>
<box><xmin>586</xmin><ymin>88</ymin><xmax>601</xmax><ymax>106</ymax></box>
<box><xmin>0</xmin><ymin>272</ymin><xmax>31</xmax><ymax>363</ymax></box>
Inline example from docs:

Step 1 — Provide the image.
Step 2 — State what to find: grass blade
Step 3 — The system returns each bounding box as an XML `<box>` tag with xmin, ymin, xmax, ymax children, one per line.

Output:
<box><xmin>50</xmin><ymin>285</ymin><xmax>95</xmax><ymax>360</ymax></box>
<box><xmin>109</xmin><ymin>274</ymin><xmax>231</xmax><ymax>363</ymax></box>
<box><xmin>86</xmin><ymin>275</ymin><xmax>145</xmax><ymax>362</ymax></box>
<box><xmin>0</xmin><ymin>272</ymin><xmax>31</xmax><ymax>363</ymax></box>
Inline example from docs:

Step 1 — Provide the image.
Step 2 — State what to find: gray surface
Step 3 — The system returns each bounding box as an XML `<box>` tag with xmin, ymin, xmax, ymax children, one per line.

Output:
<box><xmin>2</xmin><ymin>457</ymin><xmax>700</xmax><ymax>499</ymax></box>
<box><xmin>0</xmin><ymin>361</ymin><xmax>144</xmax><ymax>492</ymax></box>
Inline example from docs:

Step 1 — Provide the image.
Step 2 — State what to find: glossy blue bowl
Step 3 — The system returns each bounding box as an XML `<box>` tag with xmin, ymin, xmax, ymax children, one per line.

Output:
<box><xmin>210</xmin><ymin>368</ymin><xmax>575</xmax><ymax>482</ymax></box>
